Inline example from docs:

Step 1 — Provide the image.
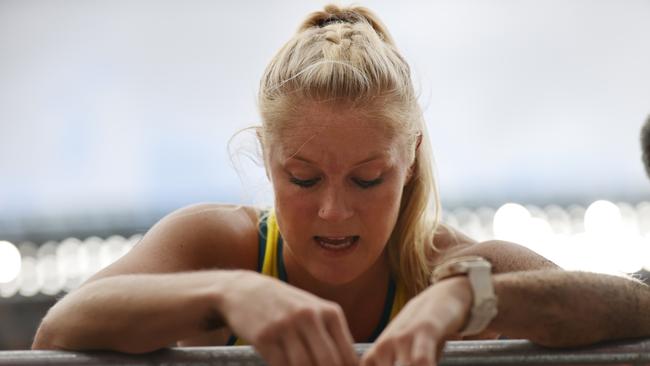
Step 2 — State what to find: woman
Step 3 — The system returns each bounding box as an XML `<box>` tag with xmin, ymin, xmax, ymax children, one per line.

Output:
<box><xmin>33</xmin><ymin>5</ymin><xmax>650</xmax><ymax>366</ymax></box>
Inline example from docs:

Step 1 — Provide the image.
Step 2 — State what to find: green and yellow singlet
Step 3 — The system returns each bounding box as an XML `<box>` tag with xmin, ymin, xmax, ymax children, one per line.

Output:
<box><xmin>227</xmin><ymin>211</ymin><xmax>407</xmax><ymax>346</ymax></box>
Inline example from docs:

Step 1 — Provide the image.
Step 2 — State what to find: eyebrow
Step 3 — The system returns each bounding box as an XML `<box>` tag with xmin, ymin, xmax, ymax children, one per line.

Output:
<box><xmin>288</xmin><ymin>153</ymin><xmax>388</xmax><ymax>167</ymax></box>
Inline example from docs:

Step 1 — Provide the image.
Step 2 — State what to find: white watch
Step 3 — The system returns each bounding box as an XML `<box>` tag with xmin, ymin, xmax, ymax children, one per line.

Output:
<box><xmin>431</xmin><ymin>256</ymin><xmax>498</xmax><ymax>336</ymax></box>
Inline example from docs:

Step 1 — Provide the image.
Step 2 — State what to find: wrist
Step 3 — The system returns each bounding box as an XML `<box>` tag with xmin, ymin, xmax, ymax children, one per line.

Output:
<box><xmin>211</xmin><ymin>268</ymin><xmax>249</xmax><ymax>297</ymax></box>
<box><xmin>208</xmin><ymin>270</ymin><xmax>253</xmax><ymax>324</ymax></box>
<box><xmin>434</xmin><ymin>276</ymin><xmax>473</xmax><ymax>335</ymax></box>
<box><xmin>432</xmin><ymin>256</ymin><xmax>498</xmax><ymax>336</ymax></box>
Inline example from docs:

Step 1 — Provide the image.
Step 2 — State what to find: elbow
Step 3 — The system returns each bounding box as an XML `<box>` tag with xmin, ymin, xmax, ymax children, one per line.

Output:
<box><xmin>31</xmin><ymin>318</ymin><xmax>154</xmax><ymax>354</ymax></box>
<box><xmin>32</xmin><ymin>319</ymin><xmax>63</xmax><ymax>350</ymax></box>
<box><xmin>32</xmin><ymin>315</ymin><xmax>88</xmax><ymax>352</ymax></box>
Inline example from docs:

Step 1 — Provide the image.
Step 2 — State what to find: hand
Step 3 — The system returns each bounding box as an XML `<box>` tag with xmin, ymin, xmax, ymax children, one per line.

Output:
<box><xmin>217</xmin><ymin>270</ymin><xmax>359</xmax><ymax>366</ymax></box>
<box><xmin>360</xmin><ymin>277</ymin><xmax>472</xmax><ymax>366</ymax></box>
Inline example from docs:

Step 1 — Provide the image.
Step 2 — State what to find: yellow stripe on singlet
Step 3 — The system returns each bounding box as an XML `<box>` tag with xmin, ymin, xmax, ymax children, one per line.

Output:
<box><xmin>390</xmin><ymin>279</ymin><xmax>407</xmax><ymax>321</ymax></box>
<box><xmin>230</xmin><ymin>211</ymin><xmax>408</xmax><ymax>345</ymax></box>
<box><xmin>231</xmin><ymin>212</ymin><xmax>282</xmax><ymax>346</ymax></box>
<box><xmin>260</xmin><ymin>211</ymin><xmax>281</xmax><ymax>278</ymax></box>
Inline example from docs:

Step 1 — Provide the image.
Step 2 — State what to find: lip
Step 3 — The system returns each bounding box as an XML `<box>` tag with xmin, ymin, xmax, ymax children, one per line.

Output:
<box><xmin>314</xmin><ymin>235</ymin><xmax>359</xmax><ymax>241</ymax></box>
<box><xmin>312</xmin><ymin>235</ymin><xmax>360</xmax><ymax>256</ymax></box>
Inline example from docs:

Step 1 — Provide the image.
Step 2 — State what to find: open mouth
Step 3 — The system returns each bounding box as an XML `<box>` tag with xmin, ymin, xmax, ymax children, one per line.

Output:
<box><xmin>313</xmin><ymin>235</ymin><xmax>360</xmax><ymax>251</ymax></box>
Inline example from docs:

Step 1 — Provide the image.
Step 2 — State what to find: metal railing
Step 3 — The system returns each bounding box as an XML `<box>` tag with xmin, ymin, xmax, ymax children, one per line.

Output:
<box><xmin>2</xmin><ymin>338</ymin><xmax>650</xmax><ymax>365</ymax></box>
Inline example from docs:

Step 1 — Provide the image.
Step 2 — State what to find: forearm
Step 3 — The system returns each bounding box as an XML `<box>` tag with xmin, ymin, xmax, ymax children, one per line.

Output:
<box><xmin>32</xmin><ymin>270</ymin><xmax>242</xmax><ymax>353</ymax></box>
<box><xmin>490</xmin><ymin>270</ymin><xmax>650</xmax><ymax>347</ymax></box>
<box><xmin>437</xmin><ymin>241</ymin><xmax>650</xmax><ymax>347</ymax></box>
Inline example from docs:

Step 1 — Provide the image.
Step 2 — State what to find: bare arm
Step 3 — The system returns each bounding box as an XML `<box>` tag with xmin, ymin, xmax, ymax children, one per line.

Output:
<box><xmin>32</xmin><ymin>204</ymin><xmax>359</xmax><ymax>366</ymax></box>
<box><xmin>361</xmin><ymin>237</ymin><xmax>650</xmax><ymax>365</ymax></box>
<box><xmin>438</xmin><ymin>239</ymin><xmax>647</xmax><ymax>346</ymax></box>
<box><xmin>32</xmin><ymin>204</ymin><xmax>259</xmax><ymax>352</ymax></box>
<box><xmin>491</xmin><ymin>269</ymin><xmax>650</xmax><ymax>347</ymax></box>
<box><xmin>32</xmin><ymin>270</ymin><xmax>237</xmax><ymax>353</ymax></box>
<box><xmin>434</xmin><ymin>235</ymin><xmax>560</xmax><ymax>273</ymax></box>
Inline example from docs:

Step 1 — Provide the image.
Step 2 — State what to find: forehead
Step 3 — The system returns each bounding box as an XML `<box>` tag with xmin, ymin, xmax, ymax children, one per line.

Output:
<box><xmin>273</xmin><ymin>102</ymin><xmax>403</xmax><ymax>165</ymax></box>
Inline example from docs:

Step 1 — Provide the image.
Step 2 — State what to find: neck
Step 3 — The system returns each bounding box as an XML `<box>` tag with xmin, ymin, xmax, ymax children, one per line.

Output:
<box><xmin>283</xmin><ymin>247</ymin><xmax>391</xmax><ymax>311</ymax></box>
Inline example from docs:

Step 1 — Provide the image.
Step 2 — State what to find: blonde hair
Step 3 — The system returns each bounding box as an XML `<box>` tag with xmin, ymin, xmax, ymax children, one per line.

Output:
<box><xmin>257</xmin><ymin>4</ymin><xmax>441</xmax><ymax>297</ymax></box>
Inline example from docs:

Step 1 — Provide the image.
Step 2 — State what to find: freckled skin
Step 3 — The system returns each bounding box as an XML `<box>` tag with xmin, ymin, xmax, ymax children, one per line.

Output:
<box><xmin>267</xmin><ymin>102</ymin><xmax>412</xmax><ymax>287</ymax></box>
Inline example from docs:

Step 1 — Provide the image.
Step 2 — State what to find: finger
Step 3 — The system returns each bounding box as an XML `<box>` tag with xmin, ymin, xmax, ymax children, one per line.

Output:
<box><xmin>361</xmin><ymin>340</ymin><xmax>395</xmax><ymax>366</ymax></box>
<box><xmin>300</xmin><ymin>312</ymin><xmax>344</xmax><ymax>366</ymax></box>
<box><xmin>393</xmin><ymin>335</ymin><xmax>413</xmax><ymax>366</ymax></box>
<box><xmin>282</xmin><ymin>329</ymin><xmax>313</xmax><ymax>366</ymax></box>
<box><xmin>410</xmin><ymin>333</ymin><xmax>435</xmax><ymax>366</ymax></box>
<box><xmin>434</xmin><ymin>339</ymin><xmax>447</xmax><ymax>364</ymax></box>
<box><xmin>323</xmin><ymin>307</ymin><xmax>359</xmax><ymax>366</ymax></box>
<box><xmin>255</xmin><ymin>343</ymin><xmax>290</xmax><ymax>366</ymax></box>
<box><xmin>359</xmin><ymin>350</ymin><xmax>378</xmax><ymax>366</ymax></box>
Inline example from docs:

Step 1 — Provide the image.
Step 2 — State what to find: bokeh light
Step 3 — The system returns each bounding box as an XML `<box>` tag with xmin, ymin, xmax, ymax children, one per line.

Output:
<box><xmin>493</xmin><ymin>203</ymin><xmax>531</xmax><ymax>243</ymax></box>
<box><xmin>2</xmin><ymin>200</ymin><xmax>650</xmax><ymax>298</ymax></box>
<box><xmin>0</xmin><ymin>241</ymin><xmax>22</xmax><ymax>283</ymax></box>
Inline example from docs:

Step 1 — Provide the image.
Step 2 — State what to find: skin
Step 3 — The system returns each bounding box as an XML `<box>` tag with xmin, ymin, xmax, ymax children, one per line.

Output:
<box><xmin>31</xmin><ymin>102</ymin><xmax>650</xmax><ymax>366</ymax></box>
<box><xmin>268</xmin><ymin>101</ymin><xmax>408</xmax><ymax>302</ymax></box>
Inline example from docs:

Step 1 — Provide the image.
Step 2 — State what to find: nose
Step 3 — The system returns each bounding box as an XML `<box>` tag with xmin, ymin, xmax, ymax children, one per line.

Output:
<box><xmin>318</xmin><ymin>184</ymin><xmax>354</xmax><ymax>222</ymax></box>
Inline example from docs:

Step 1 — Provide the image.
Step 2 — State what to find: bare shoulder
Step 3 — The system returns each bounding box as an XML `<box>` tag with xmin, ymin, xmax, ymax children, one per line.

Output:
<box><xmin>432</xmin><ymin>223</ymin><xmax>558</xmax><ymax>272</ymax></box>
<box><xmin>430</xmin><ymin>223</ymin><xmax>477</xmax><ymax>264</ymax></box>
<box><xmin>86</xmin><ymin>203</ymin><xmax>261</xmax><ymax>283</ymax></box>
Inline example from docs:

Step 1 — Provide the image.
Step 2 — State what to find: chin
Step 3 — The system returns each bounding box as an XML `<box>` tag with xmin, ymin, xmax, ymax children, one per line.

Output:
<box><xmin>309</xmin><ymin>267</ymin><xmax>362</xmax><ymax>286</ymax></box>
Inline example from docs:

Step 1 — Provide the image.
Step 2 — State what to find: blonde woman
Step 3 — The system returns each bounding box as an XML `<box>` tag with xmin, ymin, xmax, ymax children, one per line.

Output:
<box><xmin>33</xmin><ymin>5</ymin><xmax>650</xmax><ymax>366</ymax></box>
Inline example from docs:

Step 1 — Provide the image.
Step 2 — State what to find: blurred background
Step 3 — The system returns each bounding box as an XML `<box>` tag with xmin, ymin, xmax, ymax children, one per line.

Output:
<box><xmin>1</xmin><ymin>0</ymin><xmax>650</xmax><ymax>350</ymax></box>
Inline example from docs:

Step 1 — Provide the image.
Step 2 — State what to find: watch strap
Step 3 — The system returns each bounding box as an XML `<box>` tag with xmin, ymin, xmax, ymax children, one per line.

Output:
<box><xmin>431</xmin><ymin>256</ymin><xmax>498</xmax><ymax>336</ymax></box>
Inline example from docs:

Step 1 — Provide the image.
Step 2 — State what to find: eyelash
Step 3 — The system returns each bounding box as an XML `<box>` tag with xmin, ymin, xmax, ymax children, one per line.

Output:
<box><xmin>289</xmin><ymin>177</ymin><xmax>383</xmax><ymax>189</ymax></box>
<box><xmin>289</xmin><ymin>177</ymin><xmax>321</xmax><ymax>188</ymax></box>
<box><xmin>354</xmin><ymin>177</ymin><xmax>383</xmax><ymax>188</ymax></box>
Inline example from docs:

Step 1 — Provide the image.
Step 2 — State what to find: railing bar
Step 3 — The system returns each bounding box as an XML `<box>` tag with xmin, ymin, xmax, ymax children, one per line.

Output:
<box><xmin>1</xmin><ymin>339</ymin><xmax>649</xmax><ymax>366</ymax></box>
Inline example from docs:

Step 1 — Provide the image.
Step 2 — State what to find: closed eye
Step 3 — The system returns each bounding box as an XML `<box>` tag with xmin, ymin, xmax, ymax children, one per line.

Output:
<box><xmin>290</xmin><ymin>177</ymin><xmax>321</xmax><ymax>188</ymax></box>
<box><xmin>353</xmin><ymin>177</ymin><xmax>383</xmax><ymax>189</ymax></box>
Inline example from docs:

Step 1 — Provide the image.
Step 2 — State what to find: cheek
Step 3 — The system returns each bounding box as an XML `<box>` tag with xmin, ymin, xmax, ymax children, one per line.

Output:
<box><xmin>272</xmin><ymin>180</ymin><xmax>317</xmax><ymax>242</ymax></box>
<box><xmin>273</xmin><ymin>181</ymin><xmax>315</xmax><ymax>213</ymax></box>
<box><xmin>365</xmin><ymin>173</ymin><xmax>405</xmax><ymax>207</ymax></box>
<box><xmin>356</xmin><ymin>182</ymin><xmax>404</xmax><ymax>237</ymax></box>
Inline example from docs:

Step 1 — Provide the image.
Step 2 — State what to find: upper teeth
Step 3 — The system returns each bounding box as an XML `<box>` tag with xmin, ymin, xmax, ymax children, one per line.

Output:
<box><xmin>317</xmin><ymin>236</ymin><xmax>354</xmax><ymax>245</ymax></box>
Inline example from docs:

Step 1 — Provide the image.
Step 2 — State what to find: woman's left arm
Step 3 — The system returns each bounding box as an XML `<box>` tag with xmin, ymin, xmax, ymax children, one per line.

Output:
<box><xmin>361</xmin><ymin>239</ymin><xmax>650</xmax><ymax>366</ymax></box>
<box><xmin>458</xmin><ymin>240</ymin><xmax>561</xmax><ymax>271</ymax></box>
<box><xmin>491</xmin><ymin>268</ymin><xmax>650</xmax><ymax>346</ymax></box>
<box><xmin>438</xmin><ymin>239</ymin><xmax>649</xmax><ymax>344</ymax></box>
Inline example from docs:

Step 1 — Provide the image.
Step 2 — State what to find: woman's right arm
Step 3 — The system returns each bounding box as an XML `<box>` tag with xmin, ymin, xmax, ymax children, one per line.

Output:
<box><xmin>31</xmin><ymin>203</ymin><xmax>260</xmax><ymax>353</ymax></box>
<box><xmin>31</xmin><ymin>204</ymin><xmax>359</xmax><ymax>366</ymax></box>
<box><xmin>32</xmin><ymin>269</ymin><xmax>244</xmax><ymax>353</ymax></box>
